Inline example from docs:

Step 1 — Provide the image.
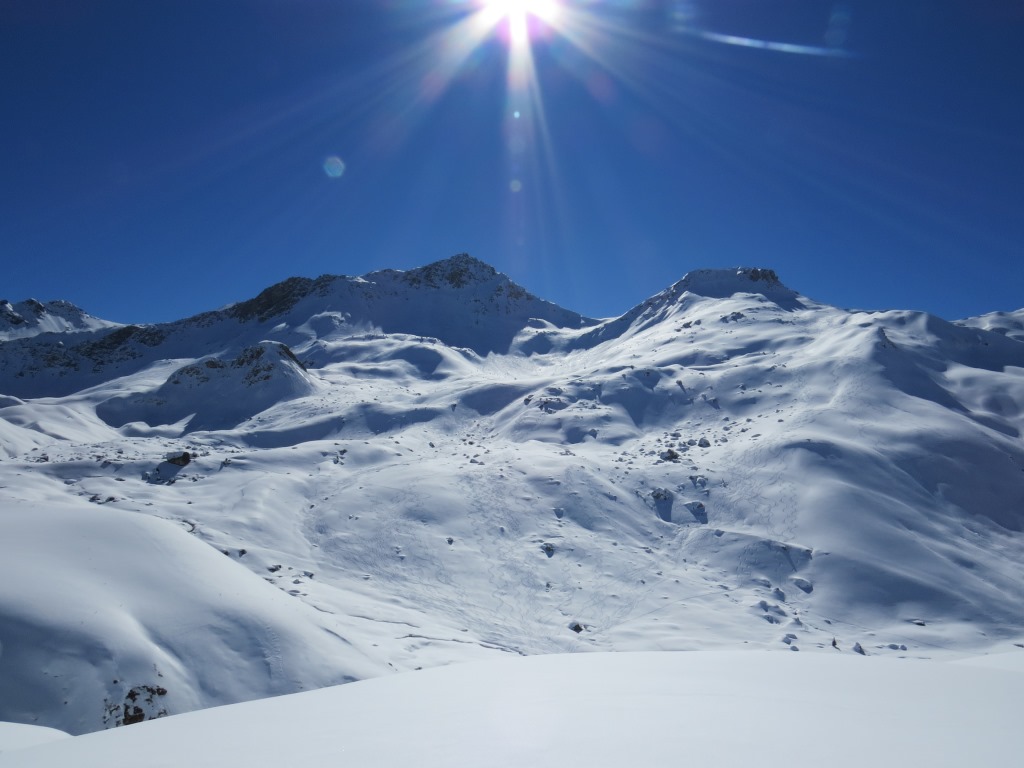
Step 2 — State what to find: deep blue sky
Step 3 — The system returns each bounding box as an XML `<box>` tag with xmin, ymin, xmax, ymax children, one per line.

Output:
<box><xmin>2</xmin><ymin>0</ymin><xmax>1022</xmax><ymax>323</ymax></box>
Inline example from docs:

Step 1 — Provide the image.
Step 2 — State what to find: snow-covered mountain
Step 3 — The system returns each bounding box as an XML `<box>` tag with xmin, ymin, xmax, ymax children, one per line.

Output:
<box><xmin>1</xmin><ymin>254</ymin><xmax>1023</xmax><ymax>736</ymax></box>
<box><xmin>0</xmin><ymin>299</ymin><xmax>120</xmax><ymax>341</ymax></box>
<box><xmin>0</xmin><ymin>253</ymin><xmax>592</xmax><ymax>399</ymax></box>
<box><xmin>958</xmin><ymin>307</ymin><xmax>1024</xmax><ymax>343</ymax></box>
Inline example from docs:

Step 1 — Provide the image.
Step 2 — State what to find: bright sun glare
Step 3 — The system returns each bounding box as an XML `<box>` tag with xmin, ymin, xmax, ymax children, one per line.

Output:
<box><xmin>480</xmin><ymin>0</ymin><xmax>562</xmax><ymax>45</ymax></box>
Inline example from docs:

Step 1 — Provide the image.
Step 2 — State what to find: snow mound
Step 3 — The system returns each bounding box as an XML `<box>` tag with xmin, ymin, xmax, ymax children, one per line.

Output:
<box><xmin>96</xmin><ymin>342</ymin><xmax>317</xmax><ymax>432</ymax></box>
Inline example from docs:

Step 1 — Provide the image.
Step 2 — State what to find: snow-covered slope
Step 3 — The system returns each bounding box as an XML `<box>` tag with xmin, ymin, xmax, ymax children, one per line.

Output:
<box><xmin>0</xmin><ymin>491</ymin><xmax>384</xmax><ymax>735</ymax></box>
<box><xmin>0</xmin><ymin>723</ymin><xmax>69</xmax><ymax>755</ymax></box>
<box><xmin>0</xmin><ymin>299</ymin><xmax>120</xmax><ymax>342</ymax></box>
<box><xmin>95</xmin><ymin>341</ymin><xmax>319</xmax><ymax>432</ymax></box>
<box><xmin>1</xmin><ymin>256</ymin><xmax>1023</xmax><ymax>735</ymax></box>
<box><xmin>959</xmin><ymin>307</ymin><xmax>1024</xmax><ymax>343</ymax></box>
<box><xmin>3</xmin><ymin>651</ymin><xmax>1022</xmax><ymax>768</ymax></box>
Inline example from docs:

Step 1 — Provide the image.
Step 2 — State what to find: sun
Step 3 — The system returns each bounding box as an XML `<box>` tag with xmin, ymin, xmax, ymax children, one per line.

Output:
<box><xmin>481</xmin><ymin>0</ymin><xmax>561</xmax><ymax>22</ymax></box>
<box><xmin>479</xmin><ymin>0</ymin><xmax>562</xmax><ymax>45</ymax></box>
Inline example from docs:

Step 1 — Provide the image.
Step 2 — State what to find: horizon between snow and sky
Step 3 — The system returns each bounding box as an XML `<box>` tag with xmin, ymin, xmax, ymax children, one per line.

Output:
<box><xmin>2</xmin><ymin>0</ymin><xmax>1022</xmax><ymax>325</ymax></box>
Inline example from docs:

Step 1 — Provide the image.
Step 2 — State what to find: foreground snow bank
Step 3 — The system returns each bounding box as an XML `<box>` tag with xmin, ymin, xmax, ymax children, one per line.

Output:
<box><xmin>3</xmin><ymin>650</ymin><xmax>1021</xmax><ymax>767</ymax></box>
<box><xmin>0</xmin><ymin>495</ymin><xmax>385</xmax><ymax>734</ymax></box>
<box><xmin>0</xmin><ymin>724</ymin><xmax>69</xmax><ymax>755</ymax></box>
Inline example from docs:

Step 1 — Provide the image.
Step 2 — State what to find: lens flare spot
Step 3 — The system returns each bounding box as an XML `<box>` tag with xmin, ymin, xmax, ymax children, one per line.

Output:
<box><xmin>323</xmin><ymin>156</ymin><xmax>346</xmax><ymax>179</ymax></box>
<box><xmin>510</xmin><ymin>179</ymin><xmax>523</xmax><ymax>192</ymax></box>
<box><xmin>585</xmin><ymin>70</ymin><xmax>616</xmax><ymax>105</ymax></box>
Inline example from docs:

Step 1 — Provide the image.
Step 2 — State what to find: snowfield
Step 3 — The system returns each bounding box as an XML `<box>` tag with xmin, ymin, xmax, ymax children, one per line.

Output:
<box><xmin>1</xmin><ymin>255</ymin><xmax>1022</xmax><ymax>745</ymax></box>
<box><xmin>2</xmin><ymin>651</ymin><xmax>1022</xmax><ymax>767</ymax></box>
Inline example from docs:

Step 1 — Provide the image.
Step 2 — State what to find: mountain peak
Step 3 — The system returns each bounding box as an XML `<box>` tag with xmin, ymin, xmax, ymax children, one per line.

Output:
<box><xmin>600</xmin><ymin>266</ymin><xmax>801</xmax><ymax>339</ymax></box>
<box><xmin>398</xmin><ymin>253</ymin><xmax>499</xmax><ymax>289</ymax></box>
<box><xmin>0</xmin><ymin>298</ymin><xmax>119</xmax><ymax>340</ymax></box>
<box><xmin>676</xmin><ymin>267</ymin><xmax>787</xmax><ymax>296</ymax></box>
<box><xmin>659</xmin><ymin>267</ymin><xmax>804</xmax><ymax>311</ymax></box>
<box><xmin>224</xmin><ymin>255</ymin><xmax>509</xmax><ymax>326</ymax></box>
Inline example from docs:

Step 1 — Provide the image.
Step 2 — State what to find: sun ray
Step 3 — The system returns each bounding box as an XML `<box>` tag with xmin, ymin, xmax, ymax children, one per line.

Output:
<box><xmin>478</xmin><ymin>0</ymin><xmax>568</xmax><ymax>266</ymax></box>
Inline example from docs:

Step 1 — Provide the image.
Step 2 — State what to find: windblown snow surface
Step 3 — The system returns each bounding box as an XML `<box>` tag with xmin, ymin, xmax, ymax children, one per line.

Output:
<box><xmin>1</xmin><ymin>255</ymin><xmax>1023</xmax><ymax>761</ymax></box>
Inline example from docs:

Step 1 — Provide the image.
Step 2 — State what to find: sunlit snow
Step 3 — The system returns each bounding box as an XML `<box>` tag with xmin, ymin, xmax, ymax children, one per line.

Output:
<box><xmin>3</xmin><ymin>652</ymin><xmax>1022</xmax><ymax>767</ymax></box>
<box><xmin>1</xmin><ymin>255</ymin><xmax>1022</xmax><ymax>757</ymax></box>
